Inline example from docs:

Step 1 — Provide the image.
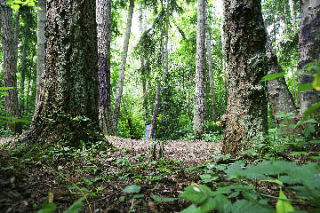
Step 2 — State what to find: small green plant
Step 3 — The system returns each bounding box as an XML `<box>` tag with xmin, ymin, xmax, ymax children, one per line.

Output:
<box><xmin>119</xmin><ymin>184</ymin><xmax>144</xmax><ymax>202</ymax></box>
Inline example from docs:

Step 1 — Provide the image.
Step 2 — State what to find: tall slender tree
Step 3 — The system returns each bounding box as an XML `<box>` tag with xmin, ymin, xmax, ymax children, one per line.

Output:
<box><xmin>19</xmin><ymin>8</ymin><xmax>32</xmax><ymax>117</ymax></box>
<box><xmin>298</xmin><ymin>0</ymin><xmax>320</xmax><ymax>113</ymax></box>
<box><xmin>35</xmin><ymin>0</ymin><xmax>45</xmax><ymax>106</ymax></box>
<box><xmin>112</xmin><ymin>0</ymin><xmax>135</xmax><ymax>135</ymax></box>
<box><xmin>97</xmin><ymin>0</ymin><xmax>112</xmax><ymax>135</ymax></box>
<box><xmin>1</xmin><ymin>1</ymin><xmax>19</xmax><ymax>132</ymax></box>
<box><xmin>193</xmin><ymin>0</ymin><xmax>206</xmax><ymax>138</ymax></box>
<box><xmin>205</xmin><ymin>2</ymin><xmax>217</xmax><ymax>122</ymax></box>
<box><xmin>222</xmin><ymin>0</ymin><xmax>268</xmax><ymax>156</ymax></box>
<box><xmin>148</xmin><ymin>1</ymin><xmax>169</xmax><ymax>139</ymax></box>
<box><xmin>22</xmin><ymin>0</ymin><xmax>101</xmax><ymax>144</ymax></box>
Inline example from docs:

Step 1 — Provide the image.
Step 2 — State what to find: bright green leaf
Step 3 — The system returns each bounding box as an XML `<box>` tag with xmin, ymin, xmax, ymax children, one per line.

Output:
<box><xmin>276</xmin><ymin>189</ymin><xmax>295</xmax><ymax>213</ymax></box>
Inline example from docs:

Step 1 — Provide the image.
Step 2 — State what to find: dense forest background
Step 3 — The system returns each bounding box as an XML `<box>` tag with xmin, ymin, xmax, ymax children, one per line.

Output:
<box><xmin>0</xmin><ymin>0</ymin><xmax>320</xmax><ymax>212</ymax></box>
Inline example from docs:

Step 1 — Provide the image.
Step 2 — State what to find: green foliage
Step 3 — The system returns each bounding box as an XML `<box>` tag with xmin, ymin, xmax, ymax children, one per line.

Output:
<box><xmin>122</xmin><ymin>184</ymin><xmax>141</xmax><ymax>194</ymax></box>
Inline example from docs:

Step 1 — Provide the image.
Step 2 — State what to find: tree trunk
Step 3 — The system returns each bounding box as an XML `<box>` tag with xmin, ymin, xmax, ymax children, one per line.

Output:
<box><xmin>23</xmin><ymin>0</ymin><xmax>101</xmax><ymax>145</ymax></box>
<box><xmin>148</xmin><ymin>1</ymin><xmax>169</xmax><ymax>139</ymax></box>
<box><xmin>266</xmin><ymin>37</ymin><xmax>297</xmax><ymax>129</ymax></box>
<box><xmin>139</xmin><ymin>7</ymin><xmax>149</xmax><ymax>124</ymax></box>
<box><xmin>298</xmin><ymin>0</ymin><xmax>320</xmax><ymax>113</ymax></box>
<box><xmin>289</xmin><ymin>0</ymin><xmax>296</xmax><ymax>31</ymax></box>
<box><xmin>1</xmin><ymin>1</ymin><xmax>19</xmax><ymax>133</ymax></box>
<box><xmin>205</xmin><ymin>4</ymin><xmax>217</xmax><ymax>122</ymax></box>
<box><xmin>35</xmin><ymin>0</ymin><xmax>46</xmax><ymax>106</ymax></box>
<box><xmin>221</xmin><ymin>0</ymin><xmax>268</xmax><ymax>156</ymax></box>
<box><xmin>193</xmin><ymin>0</ymin><xmax>206</xmax><ymax>138</ymax></box>
<box><xmin>19</xmin><ymin>8</ymin><xmax>32</xmax><ymax>117</ymax></box>
<box><xmin>97</xmin><ymin>0</ymin><xmax>112</xmax><ymax>135</ymax></box>
<box><xmin>111</xmin><ymin>0</ymin><xmax>135</xmax><ymax>135</ymax></box>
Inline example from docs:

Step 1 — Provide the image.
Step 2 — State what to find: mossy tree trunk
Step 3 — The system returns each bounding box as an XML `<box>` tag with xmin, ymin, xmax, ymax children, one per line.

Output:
<box><xmin>221</xmin><ymin>0</ymin><xmax>268</xmax><ymax>156</ymax></box>
<box><xmin>23</xmin><ymin>0</ymin><xmax>101</xmax><ymax>144</ymax></box>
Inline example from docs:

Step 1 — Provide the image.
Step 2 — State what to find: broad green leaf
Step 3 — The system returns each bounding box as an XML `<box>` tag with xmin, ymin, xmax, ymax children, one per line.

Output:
<box><xmin>312</xmin><ymin>74</ymin><xmax>320</xmax><ymax>91</ymax></box>
<box><xmin>298</xmin><ymin>83</ymin><xmax>313</xmax><ymax>92</ymax></box>
<box><xmin>179</xmin><ymin>184</ymin><xmax>212</xmax><ymax>204</ymax></box>
<box><xmin>262</xmin><ymin>72</ymin><xmax>286</xmax><ymax>81</ymax></box>
<box><xmin>122</xmin><ymin>184</ymin><xmax>141</xmax><ymax>194</ymax></box>
<box><xmin>276</xmin><ymin>190</ymin><xmax>295</xmax><ymax>213</ymax></box>
<box><xmin>63</xmin><ymin>197</ymin><xmax>84</xmax><ymax>213</ymax></box>
<box><xmin>37</xmin><ymin>201</ymin><xmax>57</xmax><ymax>213</ymax></box>
<box><xmin>213</xmin><ymin>194</ymin><xmax>232</xmax><ymax>213</ymax></box>
<box><xmin>181</xmin><ymin>204</ymin><xmax>201</xmax><ymax>213</ymax></box>
<box><xmin>232</xmin><ymin>200</ymin><xmax>272</xmax><ymax>213</ymax></box>
<box><xmin>199</xmin><ymin>197</ymin><xmax>216</xmax><ymax>213</ymax></box>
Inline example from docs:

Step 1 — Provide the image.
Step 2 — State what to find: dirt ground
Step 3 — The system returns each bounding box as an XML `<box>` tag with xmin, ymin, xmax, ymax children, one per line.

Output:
<box><xmin>0</xmin><ymin>137</ymin><xmax>220</xmax><ymax>213</ymax></box>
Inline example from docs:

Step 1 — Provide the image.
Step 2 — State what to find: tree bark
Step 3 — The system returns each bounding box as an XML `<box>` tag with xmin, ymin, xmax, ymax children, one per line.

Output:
<box><xmin>139</xmin><ymin>7</ymin><xmax>149</xmax><ymax>123</ymax></box>
<box><xmin>148</xmin><ymin>1</ymin><xmax>169</xmax><ymax>139</ymax></box>
<box><xmin>23</xmin><ymin>0</ymin><xmax>101</xmax><ymax>145</ymax></box>
<box><xmin>111</xmin><ymin>0</ymin><xmax>135</xmax><ymax>135</ymax></box>
<box><xmin>205</xmin><ymin>3</ymin><xmax>217</xmax><ymax>122</ymax></box>
<box><xmin>97</xmin><ymin>0</ymin><xmax>112</xmax><ymax>135</ymax></box>
<box><xmin>221</xmin><ymin>0</ymin><xmax>268</xmax><ymax>156</ymax></box>
<box><xmin>193</xmin><ymin>0</ymin><xmax>206</xmax><ymax>138</ymax></box>
<box><xmin>289</xmin><ymin>0</ymin><xmax>296</xmax><ymax>31</ymax></box>
<box><xmin>35</xmin><ymin>0</ymin><xmax>46</xmax><ymax>106</ymax></box>
<box><xmin>266</xmin><ymin>37</ymin><xmax>297</xmax><ymax>128</ymax></box>
<box><xmin>19</xmin><ymin>8</ymin><xmax>32</xmax><ymax>117</ymax></box>
<box><xmin>298</xmin><ymin>0</ymin><xmax>320</xmax><ymax>113</ymax></box>
<box><xmin>1</xmin><ymin>1</ymin><xmax>19</xmax><ymax>133</ymax></box>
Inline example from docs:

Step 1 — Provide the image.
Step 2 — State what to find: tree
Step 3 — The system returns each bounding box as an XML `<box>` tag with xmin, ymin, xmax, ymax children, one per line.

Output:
<box><xmin>22</xmin><ymin>0</ymin><xmax>101</xmax><ymax>144</ymax></box>
<box><xmin>112</xmin><ymin>0</ymin><xmax>135</xmax><ymax>135</ymax></box>
<box><xmin>205</xmin><ymin>2</ymin><xmax>217</xmax><ymax>122</ymax></box>
<box><xmin>221</xmin><ymin>0</ymin><xmax>268</xmax><ymax>156</ymax></box>
<box><xmin>97</xmin><ymin>0</ymin><xmax>112</xmax><ymax>135</ymax></box>
<box><xmin>0</xmin><ymin>0</ymin><xmax>19</xmax><ymax>132</ymax></box>
<box><xmin>35</xmin><ymin>0</ymin><xmax>45</xmax><ymax>106</ymax></box>
<box><xmin>19</xmin><ymin>7</ymin><xmax>32</xmax><ymax>117</ymax></box>
<box><xmin>298</xmin><ymin>0</ymin><xmax>320</xmax><ymax>113</ymax></box>
<box><xmin>193</xmin><ymin>0</ymin><xmax>206</xmax><ymax>138</ymax></box>
<box><xmin>148</xmin><ymin>0</ymin><xmax>169</xmax><ymax>139</ymax></box>
<box><xmin>266</xmin><ymin>37</ymin><xmax>297</xmax><ymax>128</ymax></box>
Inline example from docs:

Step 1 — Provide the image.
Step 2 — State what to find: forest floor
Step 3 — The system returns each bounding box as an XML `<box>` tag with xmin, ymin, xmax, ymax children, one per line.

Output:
<box><xmin>0</xmin><ymin>136</ymin><xmax>220</xmax><ymax>212</ymax></box>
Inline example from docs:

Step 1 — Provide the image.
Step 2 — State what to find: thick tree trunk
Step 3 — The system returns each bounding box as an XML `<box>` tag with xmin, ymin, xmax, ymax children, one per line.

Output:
<box><xmin>111</xmin><ymin>0</ymin><xmax>135</xmax><ymax>135</ymax></box>
<box><xmin>97</xmin><ymin>0</ymin><xmax>112</xmax><ymax>135</ymax></box>
<box><xmin>266</xmin><ymin>37</ymin><xmax>297</xmax><ymax>128</ymax></box>
<box><xmin>35</xmin><ymin>0</ymin><xmax>46</xmax><ymax>106</ymax></box>
<box><xmin>222</xmin><ymin>0</ymin><xmax>268</xmax><ymax>156</ymax></box>
<box><xmin>148</xmin><ymin>2</ymin><xmax>169</xmax><ymax>139</ymax></box>
<box><xmin>1</xmin><ymin>1</ymin><xmax>19</xmax><ymax>132</ymax></box>
<box><xmin>205</xmin><ymin>4</ymin><xmax>217</xmax><ymax>122</ymax></box>
<box><xmin>193</xmin><ymin>0</ymin><xmax>206</xmax><ymax>138</ymax></box>
<box><xmin>23</xmin><ymin>0</ymin><xmax>101</xmax><ymax>144</ymax></box>
<box><xmin>298</xmin><ymin>0</ymin><xmax>320</xmax><ymax>113</ymax></box>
